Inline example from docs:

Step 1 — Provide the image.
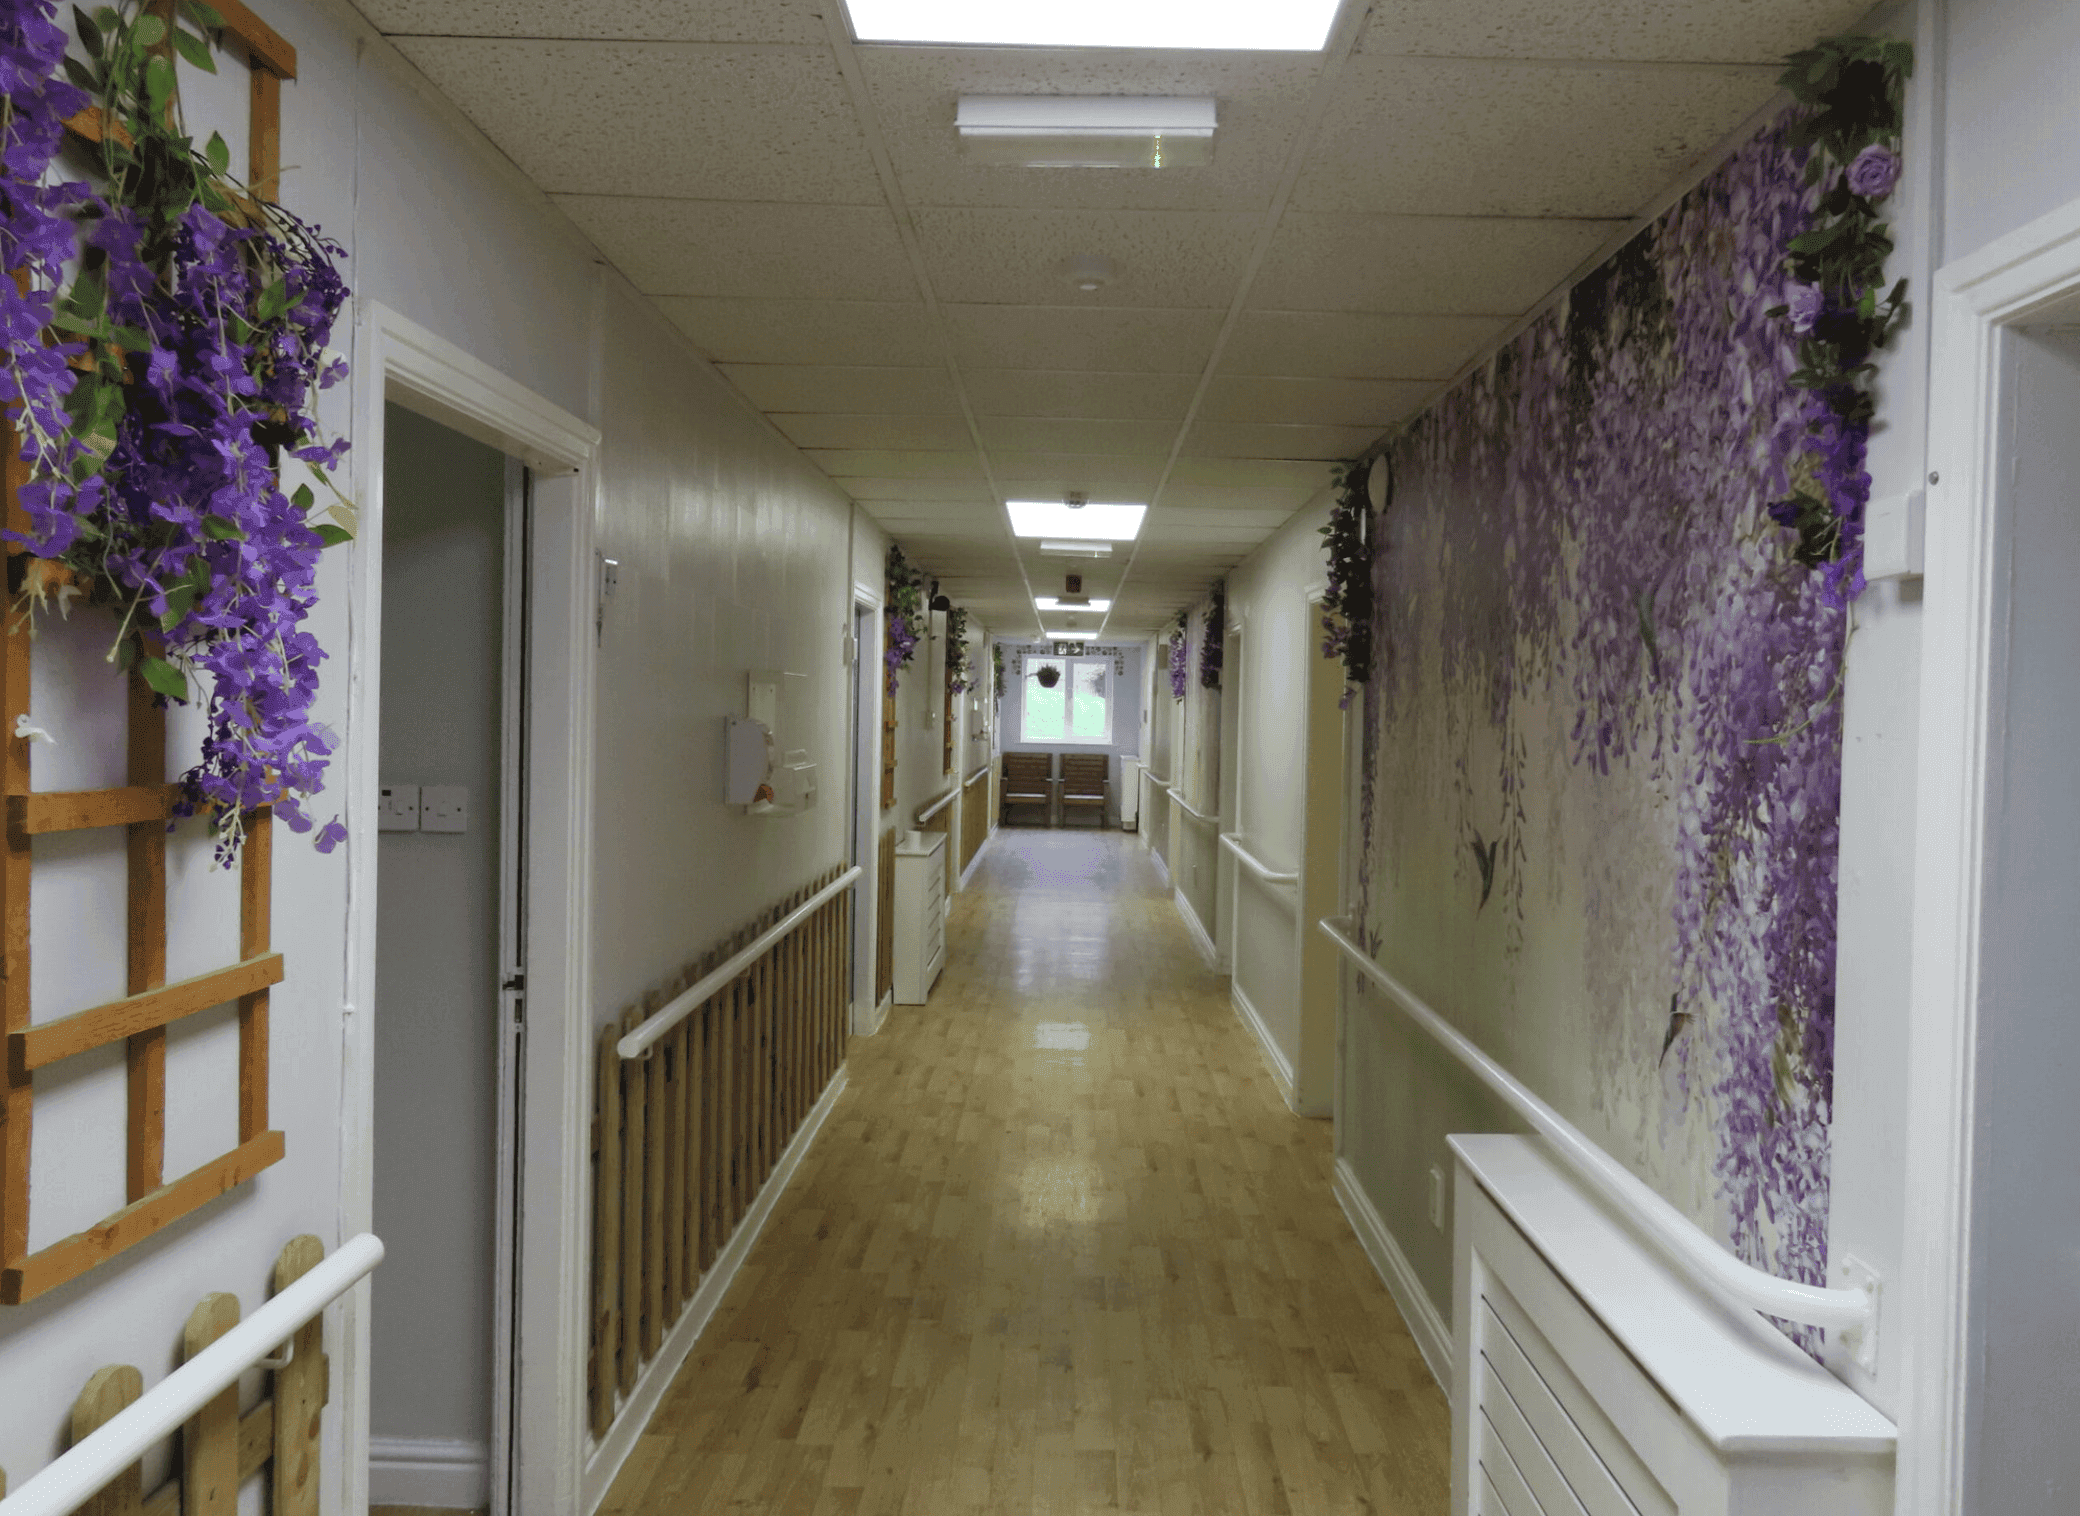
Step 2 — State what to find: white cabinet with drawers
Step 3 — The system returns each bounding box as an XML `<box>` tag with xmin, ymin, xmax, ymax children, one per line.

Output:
<box><xmin>1450</xmin><ymin>1135</ymin><xmax>1895</xmax><ymax>1516</ymax></box>
<box><xmin>894</xmin><ymin>830</ymin><xmax>947</xmax><ymax>1005</ymax></box>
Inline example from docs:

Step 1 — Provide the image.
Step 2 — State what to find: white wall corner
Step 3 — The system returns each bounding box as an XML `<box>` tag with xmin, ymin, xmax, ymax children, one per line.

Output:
<box><xmin>1333</xmin><ymin>1159</ymin><xmax>1453</xmax><ymax>1398</ymax></box>
<box><xmin>367</xmin><ymin>1437</ymin><xmax>491</xmax><ymax>1509</ymax></box>
<box><xmin>1231</xmin><ymin>981</ymin><xmax>1316</xmax><ymax>1115</ymax></box>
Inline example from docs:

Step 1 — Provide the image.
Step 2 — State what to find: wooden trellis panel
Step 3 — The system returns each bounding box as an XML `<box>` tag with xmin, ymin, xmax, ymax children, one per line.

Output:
<box><xmin>588</xmin><ymin>869</ymin><xmax>851</xmax><ymax>1437</ymax></box>
<box><xmin>0</xmin><ymin>4</ymin><xmax>299</xmax><ymax>1306</ymax></box>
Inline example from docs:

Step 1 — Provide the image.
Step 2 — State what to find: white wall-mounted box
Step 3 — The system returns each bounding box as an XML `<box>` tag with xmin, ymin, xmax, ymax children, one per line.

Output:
<box><xmin>893</xmin><ymin>829</ymin><xmax>947</xmax><ymax>1005</ymax></box>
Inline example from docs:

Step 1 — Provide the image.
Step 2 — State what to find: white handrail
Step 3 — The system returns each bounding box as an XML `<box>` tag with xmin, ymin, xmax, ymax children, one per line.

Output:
<box><xmin>1316</xmin><ymin>918</ymin><xmax>1874</xmax><ymax>1333</ymax></box>
<box><xmin>1220</xmin><ymin>833</ymin><xmax>1299</xmax><ymax>887</ymax></box>
<box><xmin>964</xmin><ymin>762</ymin><xmax>991</xmax><ymax>787</ymax></box>
<box><xmin>1139</xmin><ymin>770</ymin><xmax>1172</xmax><ymax>789</ymax></box>
<box><xmin>915</xmin><ymin>787</ymin><xmax>958</xmax><ymax>824</ymax></box>
<box><xmin>619</xmin><ymin>867</ymin><xmax>864</xmax><ymax>1060</ymax></box>
<box><xmin>1167</xmin><ymin>785</ymin><xmax>1220</xmax><ymax>826</ymax></box>
<box><xmin>0</xmin><ymin>1234</ymin><xmax>385</xmax><ymax>1516</ymax></box>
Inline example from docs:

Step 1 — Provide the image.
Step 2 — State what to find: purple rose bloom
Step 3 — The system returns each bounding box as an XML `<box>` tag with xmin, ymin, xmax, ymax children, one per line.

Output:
<box><xmin>1846</xmin><ymin>143</ymin><xmax>1900</xmax><ymax>199</ymax></box>
<box><xmin>1785</xmin><ymin>282</ymin><xmax>1825</xmax><ymax>334</ymax></box>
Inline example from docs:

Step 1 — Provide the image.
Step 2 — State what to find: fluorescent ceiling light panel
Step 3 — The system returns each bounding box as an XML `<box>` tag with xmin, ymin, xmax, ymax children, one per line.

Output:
<box><xmin>1038</xmin><ymin>540</ymin><xmax>1114</xmax><ymax>557</ymax></box>
<box><xmin>1008</xmin><ymin>501</ymin><xmax>1146</xmax><ymax>540</ymax></box>
<box><xmin>845</xmin><ymin>0</ymin><xmax>1339</xmax><ymax>50</ymax></box>
<box><xmin>1035</xmin><ymin>597</ymin><xmax>1113</xmax><ymax>613</ymax></box>
<box><xmin>958</xmin><ymin>96</ymin><xmax>1214</xmax><ymax>169</ymax></box>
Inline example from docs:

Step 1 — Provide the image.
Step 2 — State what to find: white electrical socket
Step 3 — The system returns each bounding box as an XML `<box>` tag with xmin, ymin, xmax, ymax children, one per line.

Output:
<box><xmin>378</xmin><ymin>784</ymin><xmax>421</xmax><ymax>832</ymax></box>
<box><xmin>1428</xmin><ymin>1166</ymin><xmax>1446</xmax><ymax>1230</ymax></box>
<box><xmin>421</xmin><ymin>785</ymin><xmax>469</xmax><ymax>833</ymax></box>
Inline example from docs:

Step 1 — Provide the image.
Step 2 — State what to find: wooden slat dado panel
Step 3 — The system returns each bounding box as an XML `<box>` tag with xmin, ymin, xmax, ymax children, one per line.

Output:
<box><xmin>587</xmin><ymin>866</ymin><xmax>853</xmax><ymax>1436</ymax></box>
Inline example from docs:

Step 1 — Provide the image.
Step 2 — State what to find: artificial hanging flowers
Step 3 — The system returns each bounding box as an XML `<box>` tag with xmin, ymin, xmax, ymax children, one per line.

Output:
<box><xmin>1764</xmin><ymin>34</ymin><xmax>1914</xmax><ymax>605</ymax></box>
<box><xmin>945</xmin><ymin>604</ymin><xmax>973</xmax><ymax>694</ymax></box>
<box><xmin>1166</xmin><ymin>609</ymin><xmax>1188</xmax><ymax>701</ymax></box>
<box><xmin>1</xmin><ymin>0</ymin><xmax>355</xmax><ymax>861</ymax></box>
<box><xmin>883</xmin><ymin>543</ymin><xmax>925</xmax><ymax>695</ymax></box>
<box><xmin>1198</xmin><ymin>580</ymin><xmax>1224</xmax><ymax>690</ymax></box>
<box><xmin>1318</xmin><ymin>456</ymin><xmax>1375</xmax><ymax>705</ymax></box>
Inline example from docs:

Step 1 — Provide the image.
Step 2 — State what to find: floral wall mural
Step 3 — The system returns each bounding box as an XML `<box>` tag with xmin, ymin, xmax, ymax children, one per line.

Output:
<box><xmin>1352</xmin><ymin>76</ymin><xmax>1902</xmax><ymax>1331</ymax></box>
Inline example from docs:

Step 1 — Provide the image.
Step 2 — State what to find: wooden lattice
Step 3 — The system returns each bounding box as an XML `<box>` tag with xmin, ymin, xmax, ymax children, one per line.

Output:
<box><xmin>0</xmin><ymin>2</ymin><xmax>299</xmax><ymax>1306</ymax></box>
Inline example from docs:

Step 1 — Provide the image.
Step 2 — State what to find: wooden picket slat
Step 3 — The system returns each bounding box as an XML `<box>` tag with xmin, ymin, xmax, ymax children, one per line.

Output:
<box><xmin>617</xmin><ymin>1007</ymin><xmax>643</xmax><ymax>1396</ymax></box>
<box><xmin>73</xmin><ymin>1366</ymin><xmax>145</xmax><ymax>1516</ymax></box>
<box><xmin>641</xmin><ymin>1000</ymin><xmax>665</xmax><ymax>1360</ymax></box>
<box><xmin>590</xmin><ymin>1022</ymin><xmax>621</xmax><ymax>1436</ymax></box>
<box><xmin>270</xmin><ymin>1235</ymin><xmax>326</xmax><ymax>1516</ymax></box>
<box><xmin>181</xmin><ymin>1293</ymin><xmax>240</xmax><ymax>1516</ymax></box>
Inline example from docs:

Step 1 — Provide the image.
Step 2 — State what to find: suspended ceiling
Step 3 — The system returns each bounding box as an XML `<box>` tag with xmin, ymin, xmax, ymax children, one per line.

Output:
<box><xmin>350</xmin><ymin>0</ymin><xmax>1874</xmax><ymax>638</ymax></box>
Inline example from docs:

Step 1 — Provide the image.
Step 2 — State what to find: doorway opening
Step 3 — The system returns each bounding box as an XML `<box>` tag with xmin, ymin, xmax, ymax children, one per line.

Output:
<box><xmin>367</xmin><ymin>406</ymin><xmax>528</xmax><ymax>1516</ymax></box>
<box><xmin>850</xmin><ymin>597</ymin><xmax>886</xmax><ymax>1035</ymax></box>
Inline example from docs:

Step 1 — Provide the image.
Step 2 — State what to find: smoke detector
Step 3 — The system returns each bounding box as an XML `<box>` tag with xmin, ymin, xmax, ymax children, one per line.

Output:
<box><xmin>1057</xmin><ymin>254</ymin><xmax>1115</xmax><ymax>293</ymax></box>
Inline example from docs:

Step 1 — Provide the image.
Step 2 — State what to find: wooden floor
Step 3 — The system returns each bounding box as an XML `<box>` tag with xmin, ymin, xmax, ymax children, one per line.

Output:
<box><xmin>600</xmin><ymin>828</ymin><xmax>1450</xmax><ymax>1514</ymax></box>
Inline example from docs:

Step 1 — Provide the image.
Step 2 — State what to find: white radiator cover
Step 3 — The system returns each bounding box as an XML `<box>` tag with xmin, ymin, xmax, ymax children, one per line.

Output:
<box><xmin>1449</xmin><ymin>1136</ymin><xmax>1895</xmax><ymax>1516</ymax></box>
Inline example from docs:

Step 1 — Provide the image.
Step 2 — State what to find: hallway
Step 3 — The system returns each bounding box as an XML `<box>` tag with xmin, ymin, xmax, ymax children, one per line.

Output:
<box><xmin>598</xmin><ymin>830</ymin><xmax>1449</xmax><ymax>1514</ymax></box>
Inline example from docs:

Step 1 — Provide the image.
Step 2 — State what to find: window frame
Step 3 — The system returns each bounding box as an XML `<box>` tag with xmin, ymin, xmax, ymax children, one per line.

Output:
<box><xmin>1019</xmin><ymin>653</ymin><xmax>1115</xmax><ymax>746</ymax></box>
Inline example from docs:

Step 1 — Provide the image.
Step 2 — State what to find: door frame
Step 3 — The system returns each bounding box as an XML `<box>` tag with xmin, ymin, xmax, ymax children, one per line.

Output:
<box><xmin>341</xmin><ymin>303</ymin><xmax>602</xmax><ymax>1516</ymax></box>
<box><xmin>1899</xmin><ymin>197</ymin><xmax>2080</xmax><ymax>1515</ymax></box>
<box><xmin>850</xmin><ymin>589</ymin><xmax>886</xmax><ymax>1034</ymax></box>
<box><xmin>1295</xmin><ymin>584</ymin><xmax>1341</xmax><ymax>1121</ymax></box>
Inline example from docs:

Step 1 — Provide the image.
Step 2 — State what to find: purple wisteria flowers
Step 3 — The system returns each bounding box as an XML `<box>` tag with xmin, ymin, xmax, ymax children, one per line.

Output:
<box><xmin>2</xmin><ymin>0</ymin><xmax>354</xmax><ymax>861</ymax></box>
<box><xmin>1167</xmin><ymin>625</ymin><xmax>1187</xmax><ymax>700</ymax></box>
<box><xmin>1355</xmin><ymin>110</ymin><xmax>1854</xmax><ymax>1336</ymax></box>
<box><xmin>1846</xmin><ymin>143</ymin><xmax>1900</xmax><ymax>199</ymax></box>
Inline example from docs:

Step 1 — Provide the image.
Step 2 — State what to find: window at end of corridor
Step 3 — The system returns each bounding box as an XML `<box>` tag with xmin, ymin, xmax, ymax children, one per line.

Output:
<box><xmin>1022</xmin><ymin>655</ymin><xmax>1112</xmax><ymax>745</ymax></box>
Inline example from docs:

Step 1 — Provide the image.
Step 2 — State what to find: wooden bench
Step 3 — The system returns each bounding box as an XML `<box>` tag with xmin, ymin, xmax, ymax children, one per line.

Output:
<box><xmin>1059</xmin><ymin>754</ymin><xmax>1108</xmax><ymax>828</ymax></box>
<box><xmin>1001</xmin><ymin>753</ymin><xmax>1055</xmax><ymax>826</ymax></box>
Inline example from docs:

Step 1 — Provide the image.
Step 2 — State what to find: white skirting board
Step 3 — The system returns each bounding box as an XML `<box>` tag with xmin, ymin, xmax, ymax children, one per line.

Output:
<box><xmin>368</xmin><ymin>1437</ymin><xmax>490</xmax><ymax>1509</ymax></box>
<box><xmin>1333</xmin><ymin>1157</ymin><xmax>1453</xmax><ymax>1398</ymax></box>
<box><xmin>1149</xmin><ymin>847</ymin><xmax>1170</xmax><ymax>886</ymax></box>
<box><xmin>1172</xmin><ymin>886</ymin><xmax>1219</xmax><ymax>970</ymax></box>
<box><xmin>855</xmin><ymin>990</ymin><xmax>892</xmax><ymax>1038</ymax></box>
<box><xmin>958</xmin><ymin>825</ymin><xmax>996</xmax><ymax>889</ymax></box>
<box><xmin>1230</xmin><ymin>981</ymin><xmax>1303</xmax><ymax>1114</ymax></box>
<box><xmin>580</xmin><ymin>1066</ymin><xmax>851</xmax><ymax>1514</ymax></box>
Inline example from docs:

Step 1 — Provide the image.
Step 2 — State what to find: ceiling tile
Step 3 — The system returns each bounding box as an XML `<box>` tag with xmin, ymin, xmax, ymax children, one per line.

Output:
<box><xmin>803</xmin><ymin>449</ymin><xmax>987</xmax><ymax>481</ymax></box>
<box><xmin>911</xmin><ymin>208</ymin><xmax>1259</xmax><ymax>307</ymax></box>
<box><xmin>943</xmin><ymin>305</ymin><xmax>1224</xmax><ymax>372</ymax></box>
<box><xmin>1143</xmin><ymin>520</ymin><xmax>1273</xmax><ymax>545</ymax></box>
<box><xmin>1354</xmin><ymin>0</ymin><xmax>1875</xmax><ymax>63</ymax></box>
<box><xmin>1221</xmin><ymin>311</ymin><xmax>1510</xmax><ymax>380</ymax></box>
<box><xmin>1292</xmin><ymin>57</ymin><xmax>1779</xmax><ymax>217</ymax></box>
<box><xmin>556</xmin><ymin>197</ymin><xmax>915</xmax><ymax>299</ymax></box>
<box><xmin>1169</xmin><ymin>457</ymin><xmax>1335</xmax><ymax>488</ymax></box>
<box><xmin>355</xmin><ymin>0</ymin><xmax>830</xmax><ymax>43</ymax></box>
<box><xmin>831</xmin><ymin>478</ymin><xmax>989</xmax><ymax>501</ymax></box>
<box><xmin>1159</xmin><ymin>482</ymin><xmax>1323</xmax><ymax>512</ymax></box>
<box><xmin>1199</xmin><ymin>376</ymin><xmax>1432</xmax><ymax>427</ymax></box>
<box><xmin>720</xmin><ymin>365</ymin><xmax>961</xmax><ymax>414</ymax></box>
<box><xmin>963</xmin><ymin>370</ymin><xmax>1197</xmax><ymax>421</ymax></box>
<box><xmin>992</xmin><ymin>454</ymin><xmax>1166</xmax><ymax>491</ymax></box>
<box><xmin>393</xmin><ymin>40</ymin><xmax>878</xmax><ymax>202</ymax></box>
<box><xmin>772</xmin><ymin>414</ymin><xmax>974</xmax><ymax>450</ymax></box>
<box><xmin>1155</xmin><ymin>508</ymin><xmax>1295</xmax><ymax>529</ymax></box>
<box><xmin>1249</xmin><ymin>213</ymin><xmax>1622</xmax><ymax>314</ymax></box>
<box><xmin>658</xmin><ymin>298</ymin><xmax>938</xmax><ymax>365</ymax></box>
<box><xmin>859</xmin><ymin>45</ymin><xmax>1318</xmax><ymax>213</ymax></box>
<box><xmin>977</xmin><ymin>417</ymin><xmax>1178</xmax><ymax>456</ymax></box>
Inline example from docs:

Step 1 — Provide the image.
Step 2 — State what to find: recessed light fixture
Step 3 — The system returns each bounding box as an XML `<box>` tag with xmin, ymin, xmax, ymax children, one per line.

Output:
<box><xmin>1008</xmin><ymin>500</ymin><xmax>1146</xmax><ymax>540</ymax></box>
<box><xmin>1036</xmin><ymin>596</ymin><xmax>1113</xmax><ymax>613</ymax></box>
<box><xmin>1038</xmin><ymin>540</ymin><xmax>1114</xmax><ymax>558</ymax></box>
<box><xmin>958</xmin><ymin>96</ymin><xmax>1215</xmax><ymax>169</ymax></box>
<box><xmin>846</xmin><ymin>0</ymin><xmax>1339</xmax><ymax>50</ymax></box>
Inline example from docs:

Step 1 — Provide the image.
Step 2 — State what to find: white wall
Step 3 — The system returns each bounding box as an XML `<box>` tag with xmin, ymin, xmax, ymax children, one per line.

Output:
<box><xmin>0</xmin><ymin>0</ymin><xmax>874</xmax><ymax>1499</ymax></box>
<box><xmin>1222</xmin><ymin>499</ymin><xmax>1334</xmax><ymax>1089</ymax></box>
<box><xmin>369</xmin><ymin>408</ymin><xmax>507</xmax><ymax>1469</ymax></box>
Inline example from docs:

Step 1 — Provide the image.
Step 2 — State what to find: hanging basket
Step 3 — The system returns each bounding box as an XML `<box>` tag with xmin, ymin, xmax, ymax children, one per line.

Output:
<box><xmin>1035</xmin><ymin>664</ymin><xmax>1062</xmax><ymax>689</ymax></box>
